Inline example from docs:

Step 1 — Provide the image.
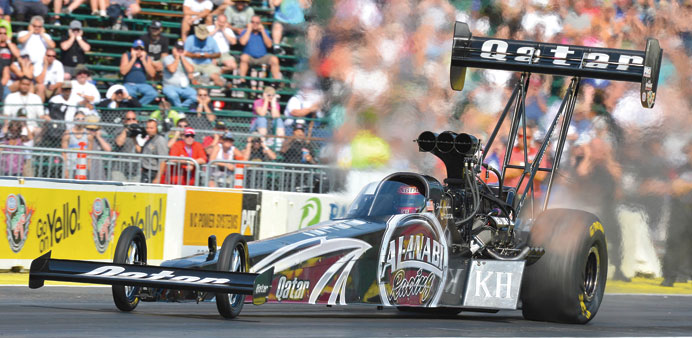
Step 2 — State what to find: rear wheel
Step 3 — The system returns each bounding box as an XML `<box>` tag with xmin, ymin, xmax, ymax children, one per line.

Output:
<box><xmin>215</xmin><ymin>233</ymin><xmax>248</xmax><ymax>319</ymax></box>
<box><xmin>521</xmin><ymin>209</ymin><xmax>607</xmax><ymax>324</ymax></box>
<box><xmin>112</xmin><ymin>226</ymin><xmax>147</xmax><ymax>312</ymax></box>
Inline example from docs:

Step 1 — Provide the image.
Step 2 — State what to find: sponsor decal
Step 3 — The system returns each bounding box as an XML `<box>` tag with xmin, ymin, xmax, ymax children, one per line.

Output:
<box><xmin>4</xmin><ymin>194</ymin><xmax>33</xmax><ymax>253</ymax></box>
<box><xmin>647</xmin><ymin>91</ymin><xmax>656</xmax><ymax>107</ymax></box>
<box><xmin>91</xmin><ymin>198</ymin><xmax>118</xmax><ymax>254</ymax></box>
<box><xmin>251</xmin><ymin>236</ymin><xmax>372</xmax><ymax>305</ymax></box>
<box><xmin>36</xmin><ymin>197</ymin><xmax>82</xmax><ymax>254</ymax></box>
<box><xmin>275</xmin><ymin>275</ymin><xmax>310</xmax><ymax>301</ymax></box>
<box><xmin>184</xmin><ymin>190</ymin><xmax>260</xmax><ymax>245</ymax></box>
<box><xmin>462</xmin><ymin>260</ymin><xmax>524</xmax><ymax>310</ymax></box>
<box><xmin>378</xmin><ymin>213</ymin><xmax>448</xmax><ymax>307</ymax></box>
<box><xmin>82</xmin><ymin>265</ymin><xmax>232</xmax><ymax>284</ymax></box>
<box><xmin>299</xmin><ymin>197</ymin><xmax>322</xmax><ymax>229</ymax></box>
<box><xmin>643</xmin><ymin>66</ymin><xmax>652</xmax><ymax>78</ymax></box>
<box><xmin>120</xmin><ymin>198</ymin><xmax>163</xmax><ymax>240</ymax></box>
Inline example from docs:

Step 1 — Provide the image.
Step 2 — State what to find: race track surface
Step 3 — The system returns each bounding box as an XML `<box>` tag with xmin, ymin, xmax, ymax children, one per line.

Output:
<box><xmin>1</xmin><ymin>286</ymin><xmax>691</xmax><ymax>337</ymax></box>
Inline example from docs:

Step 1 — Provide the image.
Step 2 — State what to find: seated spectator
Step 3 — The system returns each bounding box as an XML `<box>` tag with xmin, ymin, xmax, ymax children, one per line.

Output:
<box><xmin>3</xmin><ymin>76</ymin><xmax>48</xmax><ymax>137</ymax></box>
<box><xmin>61</xmin><ymin>111</ymin><xmax>93</xmax><ymax>179</ymax></box>
<box><xmin>182</xmin><ymin>0</ymin><xmax>213</xmax><ymax>39</ymax></box>
<box><xmin>1</xmin><ymin>120</ymin><xmax>32</xmax><ymax>176</ymax></box>
<box><xmin>70</xmin><ymin>65</ymin><xmax>100</xmax><ymax>116</ymax></box>
<box><xmin>0</xmin><ymin>25</ymin><xmax>18</xmax><ymax>99</ymax></box>
<box><xmin>162</xmin><ymin>40</ymin><xmax>197</xmax><ymax>108</ymax></box>
<box><xmin>202</xmin><ymin>119</ymin><xmax>227</xmax><ymax>155</ymax></box>
<box><xmin>270</xmin><ymin>0</ymin><xmax>308</xmax><ymax>55</ymax></box>
<box><xmin>207</xmin><ymin>14</ymin><xmax>237</xmax><ymax>74</ymax></box>
<box><xmin>159</xmin><ymin>127</ymin><xmax>207</xmax><ymax>185</ymax></box>
<box><xmin>52</xmin><ymin>0</ymin><xmax>85</xmax><ymax>26</ymax></box>
<box><xmin>224</xmin><ymin>0</ymin><xmax>253</xmax><ymax>36</ymax></box>
<box><xmin>184</xmin><ymin>24</ymin><xmax>227</xmax><ymax>87</ymax></box>
<box><xmin>0</xmin><ymin>0</ymin><xmax>11</xmax><ymax>23</ymax></box>
<box><xmin>8</xmin><ymin>53</ymin><xmax>34</xmax><ymax>93</ymax></box>
<box><xmin>60</xmin><ymin>21</ymin><xmax>91</xmax><ymax>77</ymax></box>
<box><xmin>140</xmin><ymin>21</ymin><xmax>169</xmax><ymax>73</ymax></box>
<box><xmin>188</xmin><ymin>87</ymin><xmax>216</xmax><ymax>130</ymax></box>
<box><xmin>119</xmin><ymin>39</ymin><xmax>158</xmax><ymax>105</ymax></box>
<box><xmin>35</xmin><ymin>48</ymin><xmax>64</xmax><ymax>101</ymax></box>
<box><xmin>107</xmin><ymin>0</ymin><xmax>141</xmax><ymax>30</ymax></box>
<box><xmin>252</xmin><ymin>86</ymin><xmax>285</xmax><ymax>145</ymax></box>
<box><xmin>96</xmin><ymin>84</ymin><xmax>142</xmax><ymax>123</ymax></box>
<box><xmin>1</xmin><ymin>65</ymin><xmax>8</xmax><ymax>100</ymax></box>
<box><xmin>12</xmin><ymin>0</ymin><xmax>48</xmax><ymax>22</ymax></box>
<box><xmin>279</xmin><ymin>123</ymin><xmax>316</xmax><ymax>164</ymax></box>
<box><xmin>284</xmin><ymin>79</ymin><xmax>323</xmax><ymax>137</ymax></box>
<box><xmin>243</xmin><ymin>135</ymin><xmax>276</xmax><ymax>162</ymax></box>
<box><xmin>208</xmin><ymin>131</ymin><xmax>243</xmax><ymax>187</ymax></box>
<box><xmin>239</xmin><ymin>15</ymin><xmax>281</xmax><ymax>85</ymax></box>
<box><xmin>89</xmin><ymin>0</ymin><xmax>107</xmax><ymax>17</ymax></box>
<box><xmin>17</xmin><ymin>17</ymin><xmax>55</xmax><ymax>77</ymax></box>
<box><xmin>84</xmin><ymin>114</ymin><xmax>111</xmax><ymax>180</ymax></box>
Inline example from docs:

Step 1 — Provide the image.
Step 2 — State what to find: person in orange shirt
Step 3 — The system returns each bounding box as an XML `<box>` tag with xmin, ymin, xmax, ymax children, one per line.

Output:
<box><xmin>159</xmin><ymin>127</ymin><xmax>207</xmax><ymax>185</ymax></box>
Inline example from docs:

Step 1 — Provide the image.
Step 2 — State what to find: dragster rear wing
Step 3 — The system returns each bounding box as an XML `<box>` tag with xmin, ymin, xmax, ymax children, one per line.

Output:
<box><xmin>450</xmin><ymin>21</ymin><xmax>662</xmax><ymax>108</ymax></box>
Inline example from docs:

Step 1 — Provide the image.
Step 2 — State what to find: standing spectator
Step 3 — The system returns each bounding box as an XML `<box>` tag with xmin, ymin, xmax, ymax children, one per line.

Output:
<box><xmin>60</xmin><ymin>21</ymin><xmax>91</xmax><ymax>77</ymax></box>
<box><xmin>207</xmin><ymin>14</ymin><xmax>237</xmax><ymax>74</ymax></box>
<box><xmin>70</xmin><ymin>65</ymin><xmax>100</xmax><ymax>116</ymax></box>
<box><xmin>224</xmin><ymin>0</ymin><xmax>253</xmax><ymax>36</ymax></box>
<box><xmin>0</xmin><ymin>120</ymin><xmax>32</xmax><ymax>177</ymax></box>
<box><xmin>202</xmin><ymin>119</ymin><xmax>227</xmax><ymax>156</ymax></box>
<box><xmin>112</xmin><ymin>110</ymin><xmax>141</xmax><ymax>181</ymax></box>
<box><xmin>188</xmin><ymin>87</ymin><xmax>215</xmax><ymax>130</ymax></box>
<box><xmin>17</xmin><ymin>16</ymin><xmax>55</xmax><ymax>77</ymax></box>
<box><xmin>208</xmin><ymin>131</ymin><xmax>243</xmax><ymax>187</ymax></box>
<box><xmin>119</xmin><ymin>39</ymin><xmax>158</xmax><ymax>105</ymax></box>
<box><xmin>44</xmin><ymin>82</ymin><xmax>78</xmax><ymax>145</ymax></box>
<box><xmin>270</xmin><ymin>0</ymin><xmax>308</xmax><ymax>55</ymax></box>
<box><xmin>96</xmin><ymin>84</ymin><xmax>142</xmax><ymax>123</ymax></box>
<box><xmin>162</xmin><ymin>40</ymin><xmax>197</xmax><ymax>108</ymax></box>
<box><xmin>184</xmin><ymin>24</ymin><xmax>227</xmax><ymax>87</ymax></box>
<box><xmin>52</xmin><ymin>0</ymin><xmax>85</xmax><ymax>26</ymax></box>
<box><xmin>238</xmin><ymin>15</ymin><xmax>281</xmax><ymax>84</ymax></box>
<box><xmin>84</xmin><ymin>114</ymin><xmax>111</xmax><ymax>180</ymax></box>
<box><xmin>252</xmin><ymin>86</ymin><xmax>285</xmax><ymax>144</ymax></box>
<box><xmin>280</xmin><ymin>123</ymin><xmax>316</xmax><ymax>164</ymax></box>
<box><xmin>35</xmin><ymin>48</ymin><xmax>64</xmax><ymax>101</ymax></box>
<box><xmin>167</xmin><ymin>117</ymin><xmax>189</xmax><ymax>148</ymax></box>
<box><xmin>139</xmin><ymin>118</ymin><xmax>169</xmax><ymax>183</ymax></box>
<box><xmin>181</xmin><ymin>0</ymin><xmax>213</xmax><ymax>39</ymax></box>
<box><xmin>12</xmin><ymin>0</ymin><xmax>48</xmax><ymax>22</ymax></box>
<box><xmin>139</xmin><ymin>21</ymin><xmax>169</xmax><ymax>73</ymax></box>
<box><xmin>243</xmin><ymin>135</ymin><xmax>276</xmax><ymax>162</ymax></box>
<box><xmin>159</xmin><ymin>127</ymin><xmax>207</xmax><ymax>185</ymax></box>
<box><xmin>61</xmin><ymin>111</ymin><xmax>93</xmax><ymax>179</ymax></box>
<box><xmin>3</xmin><ymin>76</ymin><xmax>47</xmax><ymax>136</ymax></box>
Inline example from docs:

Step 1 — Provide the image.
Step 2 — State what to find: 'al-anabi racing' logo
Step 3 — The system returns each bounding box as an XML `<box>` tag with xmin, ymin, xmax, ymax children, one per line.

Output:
<box><xmin>378</xmin><ymin>213</ymin><xmax>448</xmax><ymax>307</ymax></box>
<box><xmin>91</xmin><ymin>198</ymin><xmax>118</xmax><ymax>253</ymax></box>
<box><xmin>4</xmin><ymin>194</ymin><xmax>33</xmax><ymax>253</ymax></box>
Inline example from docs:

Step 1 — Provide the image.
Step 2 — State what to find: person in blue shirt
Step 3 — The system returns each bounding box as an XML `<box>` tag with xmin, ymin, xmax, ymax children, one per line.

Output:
<box><xmin>119</xmin><ymin>39</ymin><xmax>158</xmax><ymax>105</ymax></box>
<box><xmin>270</xmin><ymin>0</ymin><xmax>307</xmax><ymax>55</ymax></box>
<box><xmin>183</xmin><ymin>24</ymin><xmax>227</xmax><ymax>87</ymax></box>
<box><xmin>238</xmin><ymin>15</ymin><xmax>281</xmax><ymax>85</ymax></box>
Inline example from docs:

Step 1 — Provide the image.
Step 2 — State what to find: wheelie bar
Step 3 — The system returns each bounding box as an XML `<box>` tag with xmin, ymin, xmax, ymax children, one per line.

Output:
<box><xmin>29</xmin><ymin>251</ymin><xmax>264</xmax><ymax>295</ymax></box>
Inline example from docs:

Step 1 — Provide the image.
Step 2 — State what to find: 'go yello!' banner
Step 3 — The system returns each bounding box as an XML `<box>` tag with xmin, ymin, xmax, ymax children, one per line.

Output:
<box><xmin>1</xmin><ymin>187</ymin><xmax>166</xmax><ymax>260</ymax></box>
<box><xmin>183</xmin><ymin>190</ymin><xmax>260</xmax><ymax>246</ymax></box>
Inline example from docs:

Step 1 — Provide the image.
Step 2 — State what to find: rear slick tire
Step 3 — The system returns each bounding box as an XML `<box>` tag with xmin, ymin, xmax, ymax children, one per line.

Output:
<box><xmin>112</xmin><ymin>226</ymin><xmax>148</xmax><ymax>312</ymax></box>
<box><xmin>521</xmin><ymin>209</ymin><xmax>607</xmax><ymax>324</ymax></box>
<box><xmin>215</xmin><ymin>233</ymin><xmax>248</xmax><ymax>319</ymax></box>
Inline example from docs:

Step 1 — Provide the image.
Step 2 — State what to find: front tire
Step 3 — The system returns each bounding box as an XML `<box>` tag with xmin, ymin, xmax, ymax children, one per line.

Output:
<box><xmin>112</xmin><ymin>226</ymin><xmax>148</xmax><ymax>312</ymax></box>
<box><xmin>215</xmin><ymin>233</ymin><xmax>248</xmax><ymax>319</ymax></box>
<box><xmin>521</xmin><ymin>209</ymin><xmax>607</xmax><ymax>324</ymax></box>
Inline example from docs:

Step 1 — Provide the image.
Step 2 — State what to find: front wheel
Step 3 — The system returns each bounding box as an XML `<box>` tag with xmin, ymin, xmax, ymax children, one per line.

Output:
<box><xmin>521</xmin><ymin>209</ymin><xmax>607</xmax><ymax>324</ymax></box>
<box><xmin>215</xmin><ymin>233</ymin><xmax>248</xmax><ymax>319</ymax></box>
<box><xmin>112</xmin><ymin>226</ymin><xmax>148</xmax><ymax>312</ymax></box>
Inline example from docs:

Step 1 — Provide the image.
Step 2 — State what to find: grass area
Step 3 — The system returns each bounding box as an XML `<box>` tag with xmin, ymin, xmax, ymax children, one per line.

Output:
<box><xmin>2</xmin><ymin>273</ymin><xmax>691</xmax><ymax>294</ymax></box>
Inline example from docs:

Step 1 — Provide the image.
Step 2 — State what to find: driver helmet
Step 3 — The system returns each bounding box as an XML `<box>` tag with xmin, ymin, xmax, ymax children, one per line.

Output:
<box><xmin>396</xmin><ymin>185</ymin><xmax>424</xmax><ymax>214</ymax></box>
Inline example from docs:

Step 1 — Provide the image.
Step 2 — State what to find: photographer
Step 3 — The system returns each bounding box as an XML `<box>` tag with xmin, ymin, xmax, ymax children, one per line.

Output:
<box><xmin>112</xmin><ymin>110</ymin><xmax>143</xmax><ymax>181</ymax></box>
<box><xmin>243</xmin><ymin>135</ymin><xmax>276</xmax><ymax>162</ymax></box>
<box><xmin>140</xmin><ymin>118</ymin><xmax>169</xmax><ymax>183</ymax></box>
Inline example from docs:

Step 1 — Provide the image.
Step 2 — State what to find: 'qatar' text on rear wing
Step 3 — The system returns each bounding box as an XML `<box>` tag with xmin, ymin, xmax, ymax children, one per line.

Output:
<box><xmin>450</xmin><ymin>21</ymin><xmax>662</xmax><ymax>108</ymax></box>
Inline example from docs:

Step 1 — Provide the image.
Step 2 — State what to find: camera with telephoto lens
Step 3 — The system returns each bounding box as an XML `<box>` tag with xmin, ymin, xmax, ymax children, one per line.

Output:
<box><xmin>126</xmin><ymin>123</ymin><xmax>146</xmax><ymax>137</ymax></box>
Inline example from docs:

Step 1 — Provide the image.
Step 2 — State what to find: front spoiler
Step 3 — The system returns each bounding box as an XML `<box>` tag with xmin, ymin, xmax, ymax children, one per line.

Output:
<box><xmin>29</xmin><ymin>251</ymin><xmax>267</xmax><ymax>297</ymax></box>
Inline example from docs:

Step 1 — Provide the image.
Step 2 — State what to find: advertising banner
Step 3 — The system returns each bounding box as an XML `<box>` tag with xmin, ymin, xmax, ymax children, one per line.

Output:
<box><xmin>285</xmin><ymin>195</ymin><xmax>349</xmax><ymax>233</ymax></box>
<box><xmin>0</xmin><ymin>187</ymin><xmax>167</xmax><ymax>260</ymax></box>
<box><xmin>183</xmin><ymin>190</ymin><xmax>260</xmax><ymax>246</ymax></box>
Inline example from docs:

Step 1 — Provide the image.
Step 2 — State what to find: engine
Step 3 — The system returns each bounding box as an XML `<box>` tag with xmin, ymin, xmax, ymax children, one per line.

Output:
<box><xmin>416</xmin><ymin>131</ymin><xmax>522</xmax><ymax>259</ymax></box>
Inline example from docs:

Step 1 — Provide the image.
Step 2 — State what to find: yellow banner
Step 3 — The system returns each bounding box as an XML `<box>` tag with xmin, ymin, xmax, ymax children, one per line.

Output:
<box><xmin>183</xmin><ymin>190</ymin><xmax>257</xmax><ymax>246</ymax></box>
<box><xmin>0</xmin><ymin>187</ymin><xmax>166</xmax><ymax>260</ymax></box>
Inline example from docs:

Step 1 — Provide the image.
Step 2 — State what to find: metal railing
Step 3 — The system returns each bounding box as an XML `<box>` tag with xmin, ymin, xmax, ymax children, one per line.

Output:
<box><xmin>0</xmin><ymin>145</ymin><xmax>201</xmax><ymax>185</ymax></box>
<box><xmin>205</xmin><ymin>159</ymin><xmax>337</xmax><ymax>193</ymax></box>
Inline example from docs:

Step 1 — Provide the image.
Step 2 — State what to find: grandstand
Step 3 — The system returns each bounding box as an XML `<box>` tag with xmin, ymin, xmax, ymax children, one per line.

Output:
<box><xmin>1</xmin><ymin>0</ymin><xmax>337</xmax><ymax>192</ymax></box>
